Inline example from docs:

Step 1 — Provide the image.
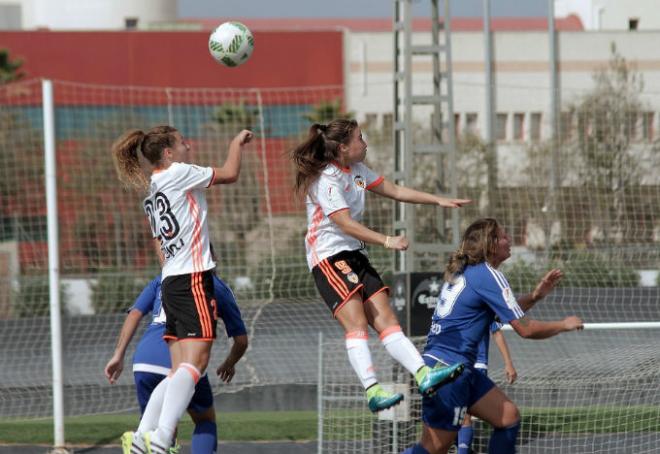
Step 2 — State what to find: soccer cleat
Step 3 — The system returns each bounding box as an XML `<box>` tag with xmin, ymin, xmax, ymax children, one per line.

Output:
<box><xmin>416</xmin><ymin>363</ymin><xmax>464</xmax><ymax>397</ymax></box>
<box><xmin>366</xmin><ymin>384</ymin><xmax>404</xmax><ymax>413</ymax></box>
<box><xmin>168</xmin><ymin>443</ymin><xmax>181</xmax><ymax>454</ymax></box>
<box><xmin>121</xmin><ymin>431</ymin><xmax>146</xmax><ymax>454</ymax></box>
<box><xmin>144</xmin><ymin>431</ymin><xmax>169</xmax><ymax>454</ymax></box>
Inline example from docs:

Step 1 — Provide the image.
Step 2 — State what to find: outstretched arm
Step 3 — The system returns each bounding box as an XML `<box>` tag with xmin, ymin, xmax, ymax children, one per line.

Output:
<box><xmin>104</xmin><ymin>309</ymin><xmax>143</xmax><ymax>384</ymax></box>
<box><xmin>212</xmin><ymin>129</ymin><xmax>253</xmax><ymax>185</ymax></box>
<box><xmin>492</xmin><ymin>330</ymin><xmax>517</xmax><ymax>384</ymax></box>
<box><xmin>368</xmin><ymin>179</ymin><xmax>471</xmax><ymax>208</ymax></box>
<box><xmin>510</xmin><ymin>315</ymin><xmax>583</xmax><ymax>340</ymax></box>
<box><xmin>329</xmin><ymin>209</ymin><xmax>409</xmax><ymax>250</ymax></box>
<box><xmin>217</xmin><ymin>334</ymin><xmax>249</xmax><ymax>383</ymax></box>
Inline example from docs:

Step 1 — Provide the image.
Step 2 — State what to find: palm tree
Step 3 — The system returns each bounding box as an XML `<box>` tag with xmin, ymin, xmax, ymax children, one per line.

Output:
<box><xmin>0</xmin><ymin>49</ymin><xmax>25</xmax><ymax>84</ymax></box>
<box><xmin>302</xmin><ymin>98</ymin><xmax>354</xmax><ymax>124</ymax></box>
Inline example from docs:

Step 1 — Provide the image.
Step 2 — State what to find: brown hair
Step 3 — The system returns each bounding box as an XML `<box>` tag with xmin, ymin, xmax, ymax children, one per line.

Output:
<box><xmin>444</xmin><ymin>218</ymin><xmax>500</xmax><ymax>283</ymax></box>
<box><xmin>291</xmin><ymin>119</ymin><xmax>358</xmax><ymax>197</ymax></box>
<box><xmin>111</xmin><ymin>125</ymin><xmax>178</xmax><ymax>190</ymax></box>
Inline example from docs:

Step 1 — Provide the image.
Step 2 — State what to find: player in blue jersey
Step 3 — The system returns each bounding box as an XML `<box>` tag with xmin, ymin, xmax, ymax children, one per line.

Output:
<box><xmin>104</xmin><ymin>274</ymin><xmax>248</xmax><ymax>454</ymax></box>
<box><xmin>456</xmin><ymin>322</ymin><xmax>517</xmax><ymax>454</ymax></box>
<box><xmin>402</xmin><ymin>218</ymin><xmax>583</xmax><ymax>454</ymax></box>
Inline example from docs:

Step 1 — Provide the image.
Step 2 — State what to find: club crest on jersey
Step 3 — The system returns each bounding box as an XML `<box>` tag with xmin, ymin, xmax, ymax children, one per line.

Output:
<box><xmin>347</xmin><ymin>272</ymin><xmax>359</xmax><ymax>284</ymax></box>
<box><xmin>354</xmin><ymin>175</ymin><xmax>366</xmax><ymax>188</ymax></box>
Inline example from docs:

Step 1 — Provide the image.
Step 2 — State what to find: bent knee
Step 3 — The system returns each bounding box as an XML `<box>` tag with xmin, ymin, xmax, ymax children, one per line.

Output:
<box><xmin>496</xmin><ymin>402</ymin><xmax>520</xmax><ymax>428</ymax></box>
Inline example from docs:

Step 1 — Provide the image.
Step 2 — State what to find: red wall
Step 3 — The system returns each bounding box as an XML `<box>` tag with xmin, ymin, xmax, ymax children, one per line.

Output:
<box><xmin>0</xmin><ymin>30</ymin><xmax>344</xmax><ymax>88</ymax></box>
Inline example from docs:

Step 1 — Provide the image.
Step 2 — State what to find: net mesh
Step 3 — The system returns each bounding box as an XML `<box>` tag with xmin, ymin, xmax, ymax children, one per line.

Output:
<box><xmin>0</xmin><ymin>72</ymin><xmax>658</xmax><ymax>453</ymax></box>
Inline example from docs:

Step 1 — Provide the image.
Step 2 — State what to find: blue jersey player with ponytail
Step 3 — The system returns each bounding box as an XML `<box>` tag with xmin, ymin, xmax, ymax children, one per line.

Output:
<box><xmin>105</xmin><ymin>274</ymin><xmax>248</xmax><ymax>453</ymax></box>
<box><xmin>402</xmin><ymin>218</ymin><xmax>583</xmax><ymax>454</ymax></box>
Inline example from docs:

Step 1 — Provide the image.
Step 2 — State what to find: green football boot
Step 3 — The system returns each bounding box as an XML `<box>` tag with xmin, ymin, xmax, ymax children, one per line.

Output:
<box><xmin>416</xmin><ymin>363</ymin><xmax>464</xmax><ymax>396</ymax></box>
<box><xmin>366</xmin><ymin>384</ymin><xmax>404</xmax><ymax>413</ymax></box>
<box><xmin>121</xmin><ymin>431</ymin><xmax>145</xmax><ymax>454</ymax></box>
<box><xmin>144</xmin><ymin>431</ymin><xmax>169</xmax><ymax>454</ymax></box>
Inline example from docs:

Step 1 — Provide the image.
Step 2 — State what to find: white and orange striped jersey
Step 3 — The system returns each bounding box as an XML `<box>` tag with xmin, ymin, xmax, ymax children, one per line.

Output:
<box><xmin>305</xmin><ymin>161</ymin><xmax>383</xmax><ymax>269</ymax></box>
<box><xmin>143</xmin><ymin>162</ymin><xmax>216</xmax><ymax>280</ymax></box>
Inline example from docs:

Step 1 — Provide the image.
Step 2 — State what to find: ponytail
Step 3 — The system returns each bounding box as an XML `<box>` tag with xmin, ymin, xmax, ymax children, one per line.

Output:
<box><xmin>290</xmin><ymin>118</ymin><xmax>358</xmax><ymax>197</ymax></box>
<box><xmin>444</xmin><ymin>248</ymin><xmax>469</xmax><ymax>283</ymax></box>
<box><xmin>111</xmin><ymin>129</ymin><xmax>149</xmax><ymax>190</ymax></box>
<box><xmin>111</xmin><ymin>125</ymin><xmax>178</xmax><ymax>191</ymax></box>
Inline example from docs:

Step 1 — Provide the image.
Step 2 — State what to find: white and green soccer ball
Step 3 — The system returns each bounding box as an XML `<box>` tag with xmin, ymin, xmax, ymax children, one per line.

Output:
<box><xmin>208</xmin><ymin>21</ymin><xmax>254</xmax><ymax>67</ymax></box>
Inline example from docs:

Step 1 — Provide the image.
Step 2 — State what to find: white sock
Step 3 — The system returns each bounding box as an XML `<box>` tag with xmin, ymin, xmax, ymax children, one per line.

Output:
<box><xmin>137</xmin><ymin>376</ymin><xmax>169</xmax><ymax>435</ymax></box>
<box><xmin>154</xmin><ymin>363</ymin><xmax>200</xmax><ymax>444</ymax></box>
<box><xmin>345</xmin><ymin>331</ymin><xmax>378</xmax><ymax>389</ymax></box>
<box><xmin>380</xmin><ymin>326</ymin><xmax>425</xmax><ymax>375</ymax></box>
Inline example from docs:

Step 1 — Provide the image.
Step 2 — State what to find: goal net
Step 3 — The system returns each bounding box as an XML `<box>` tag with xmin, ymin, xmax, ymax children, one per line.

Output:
<box><xmin>0</xmin><ymin>79</ymin><xmax>350</xmax><ymax>418</ymax></box>
<box><xmin>319</xmin><ymin>327</ymin><xmax>660</xmax><ymax>454</ymax></box>
<box><xmin>0</xmin><ymin>72</ymin><xmax>658</xmax><ymax>454</ymax></box>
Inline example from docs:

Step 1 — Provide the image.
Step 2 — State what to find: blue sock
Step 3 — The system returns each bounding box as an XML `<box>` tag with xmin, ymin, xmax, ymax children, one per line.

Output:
<box><xmin>488</xmin><ymin>421</ymin><xmax>520</xmax><ymax>454</ymax></box>
<box><xmin>192</xmin><ymin>420</ymin><xmax>217</xmax><ymax>454</ymax></box>
<box><xmin>401</xmin><ymin>443</ymin><xmax>430</xmax><ymax>454</ymax></box>
<box><xmin>457</xmin><ymin>425</ymin><xmax>474</xmax><ymax>454</ymax></box>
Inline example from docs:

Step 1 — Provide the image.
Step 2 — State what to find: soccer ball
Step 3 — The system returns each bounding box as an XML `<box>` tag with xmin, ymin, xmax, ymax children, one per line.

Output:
<box><xmin>208</xmin><ymin>21</ymin><xmax>254</xmax><ymax>67</ymax></box>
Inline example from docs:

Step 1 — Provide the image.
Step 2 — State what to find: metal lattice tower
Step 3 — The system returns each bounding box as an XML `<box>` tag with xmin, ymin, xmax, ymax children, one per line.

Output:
<box><xmin>393</xmin><ymin>0</ymin><xmax>460</xmax><ymax>273</ymax></box>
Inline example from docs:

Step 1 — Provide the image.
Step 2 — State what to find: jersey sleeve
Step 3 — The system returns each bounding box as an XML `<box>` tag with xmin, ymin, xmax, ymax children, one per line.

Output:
<box><xmin>213</xmin><ymin>276</ymin><xmax>248</xmax><ymax>337</ymax></box>
<box><xmin>473</xmin><ymin>266</ymin><xmax>525</xmax><ymax>324</ymax></box>
<box><xmin>314</xmin><ymin>172</ymin><xmax>349</xmax><ymax>217</ymax></box>
<box><xmin>171</xmin><ymin>162</ymin><xmax>215</xmax><ymax>191</ymax></box>
<box><xmin>356</xmin><ymin>162</ymin><xmax>384</xmax><ymax>190</ymax></box>
<box><xmin>130</xmin><ymin>277</ymin><xmax>160</xmax><ymax>314</ymax></box>
<box><xmin>490</xmin><ymin>321</ymin><xmax>504</xmax><ymax>334</ymax></box>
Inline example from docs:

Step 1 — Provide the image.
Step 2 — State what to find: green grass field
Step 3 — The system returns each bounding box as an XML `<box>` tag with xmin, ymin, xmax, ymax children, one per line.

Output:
<box><xmin>0</xmin><ymin>411</ymin><xmax>317</xmax><ymax>445</ymax></box>
<box><xmin>2</xmin><ymin>406</ymin><xmax>658</xmax><ymax>445</ymax></box>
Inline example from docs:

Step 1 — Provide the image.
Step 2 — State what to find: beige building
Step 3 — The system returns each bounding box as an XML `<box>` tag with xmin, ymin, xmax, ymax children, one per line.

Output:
<box><xmin>344</xmin><ymin>24</ymin><xmax>660</xmax><ymax>183</ymax></box>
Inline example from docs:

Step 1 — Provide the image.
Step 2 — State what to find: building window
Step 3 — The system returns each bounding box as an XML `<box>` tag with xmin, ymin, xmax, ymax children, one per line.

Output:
<box><xmin>465</xmin><ymin>113</ymin><xmax>478</xmax><ymax>135</ymax></box>
<box><xmin>642</xmin><ymin>112</ymin><xmax>654</xmax><ymax>141</ymax></box>
<box><xmin>629</xmin><ymin>18</ymin><xmax>639</xmax><ymax>31</ymax></box>
<box><xmin>530</xmin><ymin>112</ymin><xmax>542</xmax><ymax>142</ymax></box>
<box><xmin>125</xmin><ymin>17</ymin><xmax>139</xmax><ymax>30</ymax></box>
<box><xmin>513</xmin><ymin>113</ymin><xmax>525</xmax><ymax>141</ymax></box>
<box><xmin>383</xmin><ymin>113</ymin><xmax>393</xmax><ymax>135</ymax></box>
<box><xmin>364</xmin><ymin>113</ymin><xmax>378</xmax><ymax>129</ymax></box>
<box><xmin>626</xmin><ymin>111</ymin><xmax>638</xmax><ymax>141</ymax></box>
<box><xmin>560</xmin><ymin>111</ymin><xmax>573</xmax><ymax>142</ymax></box>
<box><xmin>496</xmin><ymin>113</ymin><xmax>507</xmax><ymax>141</ymax></box>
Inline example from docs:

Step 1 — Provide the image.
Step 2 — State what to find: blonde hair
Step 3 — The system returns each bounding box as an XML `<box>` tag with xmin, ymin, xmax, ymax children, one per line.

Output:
<box><xmin>444</xmin><ymin>218</ymin><xmax>500</xmax><ymax>283</ymax></box>
<box><xmin>111</xmin><ymin>125</ymin><xmax>178</xmax><ymax>190</ymax></box>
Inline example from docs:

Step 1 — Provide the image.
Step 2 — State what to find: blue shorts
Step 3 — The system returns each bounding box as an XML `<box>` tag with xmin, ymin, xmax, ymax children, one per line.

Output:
<box><xmin>134</xmin><ymin>371</ymin><xmax>214</xmax><ymax>415</ymax></box>
<box><xmin>421</xmin><ymin>357</ymin><xmax>495</xmax><ymax>431</ymax></box>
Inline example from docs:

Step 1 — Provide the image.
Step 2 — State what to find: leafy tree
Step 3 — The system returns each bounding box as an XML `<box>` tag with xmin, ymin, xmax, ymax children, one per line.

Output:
<box><xmin>0</xmin><ymin>49</ymin><xmax>24</xmax><ymax>85</ymax></box>
<box><xmin>553</xmin><ymin>251</ymin><xmax>638</xmax><ymax>288</ymax></box>
<box><xmin>303</xmin><ymin>98</ymin><xmax>354</xmax><ymax>125</ymax></box>
<box><xmin>91</xmin><ymin>273</ymin><xmax>148</xmax><ymax>313</ymax></box>
<box><xmin>12</xmin><ymin>277</ymin><xmax>68</xmax><ymax>317</ymax></box>
<box><xmin>63</xmin><ymin>112</ymin><xmax>156</xmax><ymax>272</ymax></box>
<box><xmin>566</xmin><ymin>43</ymin><xmax>646</xmax><ymax>243</ymax></box>
<box><xmin>209</xmin><ymin>101</ymin><xmax>261</xmax><ymax>272</ymax></box>
<box><xmin>212</xmin><ymin>101</ymin><xmax>258</xmax><ymax>131</ymax></box>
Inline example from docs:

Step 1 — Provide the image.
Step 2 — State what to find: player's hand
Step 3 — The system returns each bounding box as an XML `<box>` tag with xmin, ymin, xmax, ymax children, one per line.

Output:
<box><xmin>104</xmin><ymin>355</ymin><xmax>124</xmax><ymax>384</ymax></box>
<box><xmin>385</xmin><ymin>235</ymin><xmax>408</xmax><ymax>251</ymax></box>
<box><xmin>437</xmin><ymin>197</ymin><xmax>472</xmax><ymax>208</ymax></box>
<box><xmin>562</xmin><ymin>316</ymin><xmax>584</xmax><ymax>332</ymax></box>
<box><xmin>235</xmin><ymin>129</ymin><xmax>253</xmax><ymax>146</ymax></box>
<box><xmin>217</xmin><ymin>361</ymin><xmax>236</xmax><ymax>383</ymax></box>
<box><xmin>505</xmin><ymin>364</ymin><xmax>518</xmax><ymax>384</ymax></box>
<box><xmin>531</xmin><ymin>268</ymin><xmax>563</xmax><ymax>302</ymax></box>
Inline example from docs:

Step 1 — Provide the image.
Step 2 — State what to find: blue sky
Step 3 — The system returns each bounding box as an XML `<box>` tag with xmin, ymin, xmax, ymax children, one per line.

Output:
<box><xmin>178</xmin><ymin>0</ymin><xmax>548</xmax><ymax>19</ymax></box>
